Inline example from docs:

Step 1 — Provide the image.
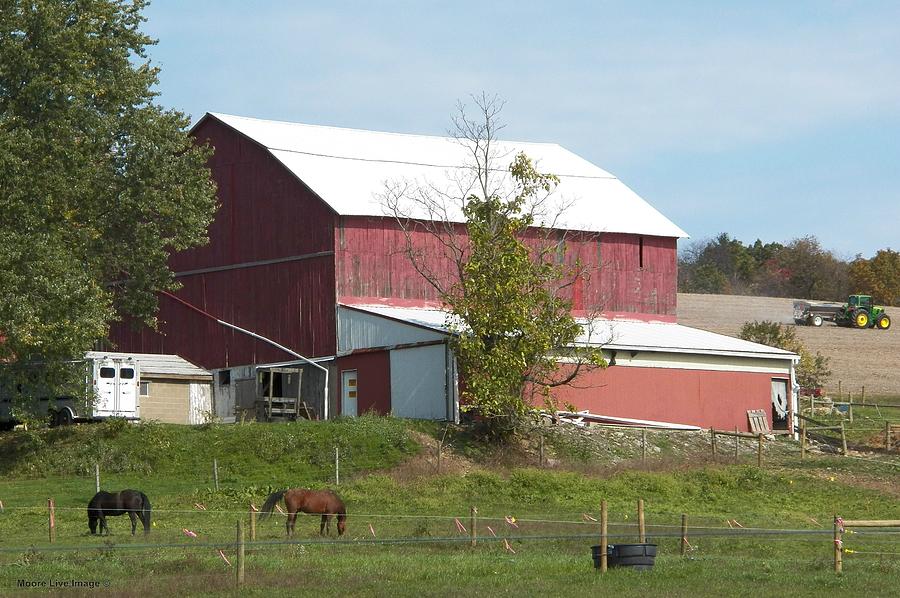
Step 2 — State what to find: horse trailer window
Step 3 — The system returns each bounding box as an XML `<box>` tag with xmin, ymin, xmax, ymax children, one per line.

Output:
<box><xmin>99</xmin><ymin>367</ymin><xmax>115</xmax><ymax>378</ymax></box>
<box><xmin>120</xmin><ymin>368</ymin><xmax>135</xmax><ymax>380</ymax></box>
<box><xmin>140</xmin><ymin>381</ymin><xmax>150</xmax><ymax>396</ymax></box>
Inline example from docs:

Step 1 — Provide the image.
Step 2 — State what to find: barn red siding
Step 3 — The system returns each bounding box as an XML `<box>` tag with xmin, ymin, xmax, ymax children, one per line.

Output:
<box><xmin>335</xmin><ymin>352</ymin><xmax>391</xmax><ymax>416</ymax></box>
<box><xmin>336</xmin><ymin>217</ymin><xmax>457</xmax><ymax>304</ymax></box>
<box><xmin>172</xmin><ymin>117</ymin><xmax>336</xmax><ymax>270</ymax></box>
<box><xmin>109</xmin><ymin>116</ymin><xmax>338</xmax><ymax>367</ymax></box>
<box><xmin>597</xmin><ymin>234</ymin><xmax>677</xmax><ymax>317</ymax></box>
<box><xmin>337</xmin><ymin>217</ymin><xmax>677</xmax><ymax>319</ymax></box>
<box><xmin>549</xmin><ymin>365</ymin><xmax>783</xmax><ymax>432</ymax></box>
<box><xmin>110</xmin><ymin>258</ymin><xmax>336</xmax><ymax>368</ymax></box>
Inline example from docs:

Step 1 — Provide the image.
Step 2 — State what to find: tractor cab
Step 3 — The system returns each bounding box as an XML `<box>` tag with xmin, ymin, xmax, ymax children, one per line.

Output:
<box><xmin>848</xmin><ymin>295</ymin><xmax>872</xmax><ymax>310</ymax></box>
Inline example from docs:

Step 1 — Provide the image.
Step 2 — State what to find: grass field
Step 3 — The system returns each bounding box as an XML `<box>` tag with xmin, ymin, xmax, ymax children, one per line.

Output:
<box><xmin>1</xmin><ymin>418</ymin><xmax>898</xmax><ymax>596</ymax></box>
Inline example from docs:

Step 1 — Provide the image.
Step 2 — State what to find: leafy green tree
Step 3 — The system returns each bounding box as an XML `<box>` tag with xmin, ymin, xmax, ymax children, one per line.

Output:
<box><xmin>384</xmin><ymin>95</ymin><xmax>604</xmax><ymax>437</ymax></box>
<box><xmin>739</xmin><ymin>321</ymin><xmax>831</xmax><ymax>391</ymax></box>
<box><xmin>849</xmin><ymin>249</ymin><xmax>900</xmax><ymax>306</ymax></box>
<box><xmin>0</xmin><ymin>1</ymin><xmax>217</xmax><ymax>407</ymax></box>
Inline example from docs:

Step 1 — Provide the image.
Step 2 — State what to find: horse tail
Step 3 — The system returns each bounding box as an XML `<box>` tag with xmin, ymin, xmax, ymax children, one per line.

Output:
<box><xmin>140</xmin><ymin>492</ymin><xmax>152</xmax><ymax>532</ymax></box>
<box><xmin>259</xmin><ymin>490</ymin><xmax>287</xmax><ymax>521</ymax></box>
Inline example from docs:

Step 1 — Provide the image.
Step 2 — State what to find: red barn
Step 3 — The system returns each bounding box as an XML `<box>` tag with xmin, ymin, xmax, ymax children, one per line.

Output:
<box><xmin>110</xmin><ymin>113</ymin><xmax>797</xmax><ymax>431</ymax></box>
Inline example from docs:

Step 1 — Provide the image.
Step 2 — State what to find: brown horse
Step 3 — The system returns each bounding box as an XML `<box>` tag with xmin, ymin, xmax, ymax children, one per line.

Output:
<box><xmin>259</xmin><ymin>488</ymin><xmax>347</xmax><ymax>537</ymax></box>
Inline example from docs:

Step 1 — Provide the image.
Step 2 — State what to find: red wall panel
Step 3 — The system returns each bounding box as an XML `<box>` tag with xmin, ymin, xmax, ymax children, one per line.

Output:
<box><xmin>549</xmin><ymin>365</ymin><xmax>785</xmax><ymax>432</ymax></box>
<box><xmin>111</xmin><ymin>258</ymin><xmax>336</xmax><ymax>368</ymax></box>
<box><xmin>110</xmin><ymin>117</ymin><xmax>339</xmax><ymax>368</ymax></box>
<box><xmin>337</xmin><ymin>217</ymin><xmax>678</xmax><ymax>319</ymax></box>
<box><xmin>335</xmin><ymin>352</ymin><xmax>391</xmax><ymax>416</ymax></box>
<box><xmin>173</xmin><ymin>117</ymin><xmax>336</xmax><ymax>270</ymax></box>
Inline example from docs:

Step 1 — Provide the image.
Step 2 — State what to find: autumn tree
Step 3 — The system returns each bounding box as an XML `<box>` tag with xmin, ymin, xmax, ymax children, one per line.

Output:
<box><xmin>0</xmin><ymin>1</ymin><xmax>217</xmax><ymax>409</ymax></box>
<box><xmin>849</xmin><ymin>249</ymin><xmax>900</xmax><ymax>306</ymax></box>
<box><xmin>383</xmin><ymin>95</ymin><xmax>604</xmax><ymax>436</ymax></box>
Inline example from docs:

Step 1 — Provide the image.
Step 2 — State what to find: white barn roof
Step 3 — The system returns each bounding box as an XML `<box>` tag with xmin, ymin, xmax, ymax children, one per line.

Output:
<box><xmin>205</xmin><ymin>113</ymin><xmax>689</xmax><ymax>239</ymax></box>
<box><xmin>339</xmin><ymin>304</ymin><xmax>796</xmax><ymax>361</ymax></box>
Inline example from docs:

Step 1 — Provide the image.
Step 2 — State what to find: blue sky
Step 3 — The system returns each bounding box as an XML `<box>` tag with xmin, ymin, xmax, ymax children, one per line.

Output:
<box><xmin>144</xmin><ymin>1</ymin><xmax>900</xmax><ymax>259</ymax></box>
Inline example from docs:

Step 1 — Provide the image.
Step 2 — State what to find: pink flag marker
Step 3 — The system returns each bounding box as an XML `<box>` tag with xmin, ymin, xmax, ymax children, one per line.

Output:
<box><xmin>454</xmin><ymin>518</ymin><xmax>468</xmax><ymax>534</ymax></box>
<box><xmin>218</xmin><ymin>549</ymin><xmax>232</xmax><ymax>566</ymax></box>
<box><xmin>182</xmin><ymin>528</ymin><xmax>198</xmax><ymax>538</ymax></box>
<box><xmin>368</xmin><ymin>523</ymin><xmax>376</xmax><ymax>538</ymax></box>
<box><xmin>504</xmin><ymin>538</ymin><xmax>516</xmax><ymax>554</ymax></box>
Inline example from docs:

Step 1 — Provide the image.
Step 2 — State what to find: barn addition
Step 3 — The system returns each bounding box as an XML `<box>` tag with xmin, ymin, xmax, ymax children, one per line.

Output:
<box><xmin>109</xmin><ymin>113</ymin><xmax>797</xmax><ymax>432</ymax></box>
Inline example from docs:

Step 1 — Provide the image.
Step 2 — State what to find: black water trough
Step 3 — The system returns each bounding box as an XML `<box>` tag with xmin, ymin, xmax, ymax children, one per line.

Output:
<box><xmin>591</xmin><ymin>543</ymin><xmax>657</xmax><ymax>571</ymax></box>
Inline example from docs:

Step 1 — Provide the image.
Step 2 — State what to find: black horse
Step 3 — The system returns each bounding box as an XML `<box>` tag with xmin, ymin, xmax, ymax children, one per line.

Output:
<box><xmin>88</xmin><ymin>490</ymin><xmax>152</xmax><ymax>536</ymax></box>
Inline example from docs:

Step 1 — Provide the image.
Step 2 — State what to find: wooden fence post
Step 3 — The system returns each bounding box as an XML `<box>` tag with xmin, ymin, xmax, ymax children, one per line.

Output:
<box><xmin>886</xmin><ymin>421</ymin><xmax>892</xmax><ymax>451</ymax></box>
<box><xmin>213</xmin><ymin>458</ymin><xmax>219</xmax><ymax>492</ymax></box>
<box><xmin>840</xmin><ymin>422</ymin><xmax>848</xmax><ymax>456</ymax></box>
<box><xmin>833</xmin><ymin>515</ymin><xmax>843</xmax><ymax>574</ymax></box>
<box><xmin>470</xmin><ymin>506</ymin><xmax>477</xmax><ymax>547</ymax></box>
<box><xmin>680</xmin><ymin>514</ymin><xmax>687</xmax><ymax>557</ymax></box>
<box><xmin>249</xmin><ymin>505</ymin><xmax>257</xmax><ymax>542</ymax></box>
<box><xmin>710</xmin><ymin>428</ymin><xmax>717</xmax><ymax>462</ymax></box>
<box><xmin>539</xmin><ymin>434</ymin><xmax>544</xmax><ymax>467</ymax></box>
<box><xmin>848</xmin><ymin>392</ymin><xmax>854</xmax><ymax>423</ymax></box>
<box><xmin>236</xmin><ymin>519</ymin><xmax>245</xmax><ymax>587</ymax></box>
<box><xmin>638</xmin><ymin>499</ymin><xmax>645</xmax><ymax>543</ymax></box>
<box><xmin>801</xmin><ymin>423</ymin><xmax>807</xmax><ymax>459</ymax></box>
<box><xmin>48</xmin><ymin>498</ymin><xmax>56</xmax><ymax>543</ymax></box>
<box><xmin>861</xmin><ymin>385</ymin><xmax>866</xmax><ymax>403</ymax></box>
<box><xmin>599</xmin><ymin>500</ymin><xmax>608</xmax><ymax>573</ymax></box>
<box><xmin>436</xmin><ymin>440</ymin><xmax>442</xmax><ymax>474</ymax></box>
<box><xmin>757</xmin><ymin>434</ymin><xmax>764</xmax><ymax>468</ymax></box>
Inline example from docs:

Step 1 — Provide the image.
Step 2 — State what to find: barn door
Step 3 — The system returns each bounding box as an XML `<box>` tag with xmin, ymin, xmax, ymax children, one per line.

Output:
<box><xmin>341</xmin><ymin>370</ymin><xmax>358</xmax><ymax>417</ymax></box>
<box><xmin>771</xmin><ymin>379</ymin><xmax>789</xmax><ymax>430</ymax></box>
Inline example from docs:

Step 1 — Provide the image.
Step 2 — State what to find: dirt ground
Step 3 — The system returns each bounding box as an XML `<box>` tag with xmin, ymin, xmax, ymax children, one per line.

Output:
<box><xmin>677</xmin><ymin>293</ymin><xmax>900</xmax><ymax>397</ymax></box>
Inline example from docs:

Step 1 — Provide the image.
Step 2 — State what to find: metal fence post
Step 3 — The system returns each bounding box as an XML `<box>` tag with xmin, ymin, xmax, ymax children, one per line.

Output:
<box><xmin>335</xmin><ymin>446</ymin><xmax>340</xmax><ymax>485</ymax></box>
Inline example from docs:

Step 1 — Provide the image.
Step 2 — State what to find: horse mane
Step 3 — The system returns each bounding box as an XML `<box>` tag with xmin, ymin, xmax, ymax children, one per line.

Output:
<box><xmin>259</xmin><ymin>489</ymin><xmax>287</xmax><ymax>521</ymax></box>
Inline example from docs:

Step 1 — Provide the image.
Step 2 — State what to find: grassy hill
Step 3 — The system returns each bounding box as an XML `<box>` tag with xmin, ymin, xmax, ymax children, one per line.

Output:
<box><xmin>0</xmin><ymin>418</ymin><xmax>898</xmax><ymax>596</ymax></box>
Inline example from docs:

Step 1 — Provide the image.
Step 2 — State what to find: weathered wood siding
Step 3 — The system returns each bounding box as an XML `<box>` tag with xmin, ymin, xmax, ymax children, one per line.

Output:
<box><xmin>109</xmin><ymin>117</ymin><xmax>338</xmax><ymax>368</ymax></box>
<box><xmin>337</xmin><ymin>217</ymin><xmax>677</xmax><ymax>318</ymax></box>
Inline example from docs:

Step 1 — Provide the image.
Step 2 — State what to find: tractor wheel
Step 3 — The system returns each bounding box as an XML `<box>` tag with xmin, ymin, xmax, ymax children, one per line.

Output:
<box><xmin>854</xmin><ymin>310</ymin><xmax>870</xmax><ymax>328</ymax></box>
<box><xmin>876</xmin><ymin>314</ymin><xmax>891</xmax><ymax>330</ymax></box>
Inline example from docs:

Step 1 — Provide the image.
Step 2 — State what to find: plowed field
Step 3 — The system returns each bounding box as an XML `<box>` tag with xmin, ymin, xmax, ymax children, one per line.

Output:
<box><xmin>677</xmin><ymin>293</ymin><xmax>900</xmax><ymax>397</ymax></box>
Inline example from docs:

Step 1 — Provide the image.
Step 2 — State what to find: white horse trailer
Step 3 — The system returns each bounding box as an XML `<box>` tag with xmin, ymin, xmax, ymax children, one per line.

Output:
<box><xmin>0</xmin><ymin>354</ymin><xmax>141</xmax><ymax>427</ymax></box>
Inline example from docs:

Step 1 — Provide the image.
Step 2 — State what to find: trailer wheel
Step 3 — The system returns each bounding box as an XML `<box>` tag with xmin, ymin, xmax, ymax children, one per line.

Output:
<box><xmin>810</xmin><ymin>315</ymin><xmax>823</xmax><ymax>327</ymax></box>
<box><xmin>49</xmin><ymin>408</ymin><xmax>75</xmax><ymax>427</ymax></box>
<box><xmin>877</xmin><ymin>314</ymin><xmax>891</xmax><ymax>330</ymax></box>
<box><xmin>854</xmin><ymin>310</ymin><xmax>870</xmax><ymax>328</ymax></box>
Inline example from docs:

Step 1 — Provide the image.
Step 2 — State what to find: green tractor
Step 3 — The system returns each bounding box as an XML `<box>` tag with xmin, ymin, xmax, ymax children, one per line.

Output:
<box><xmin>835</xmin><ymin>295</ymin><xmax>892</xmax><ymax>330</ymax></box>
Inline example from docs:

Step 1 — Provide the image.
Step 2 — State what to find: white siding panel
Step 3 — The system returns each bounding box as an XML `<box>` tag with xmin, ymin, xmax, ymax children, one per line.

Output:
<box><xmin>189</xmin><ymin>383</ymin><xmax>212</xmax><ymax>425</ymax></box>
<box><xmin>390</xmin><ymin>345</ymin><xmax>447</xmax><ymax>420</ymax></box>
<box><xmin>338</xmin><ymin>307</ymin><xmax>445</xmax><ymax>353</ymax></box>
